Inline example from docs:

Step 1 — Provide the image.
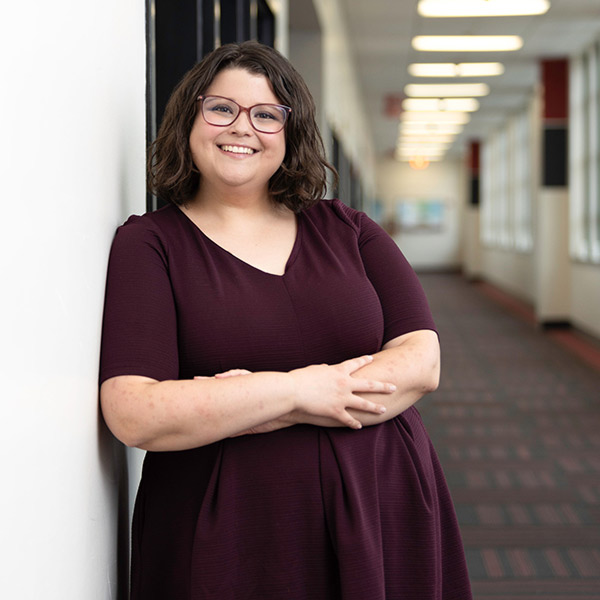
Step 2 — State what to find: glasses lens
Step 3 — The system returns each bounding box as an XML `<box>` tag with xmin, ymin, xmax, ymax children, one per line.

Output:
<box><xmin>250</xmin><ymin>105</ymin><xmax>288</xmax><ymax>133</ymax></box>
<box><xmin>202</xmin><ymin>97</ymin><xmax>239</xmax><ymax>126</ymax></box>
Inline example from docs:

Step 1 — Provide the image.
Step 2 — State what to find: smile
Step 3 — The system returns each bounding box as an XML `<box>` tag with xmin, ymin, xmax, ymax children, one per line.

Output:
<box><xmin>219</xmin><ymin>144</ymin><xmax>257</xmax><ymax>155</ymax></box>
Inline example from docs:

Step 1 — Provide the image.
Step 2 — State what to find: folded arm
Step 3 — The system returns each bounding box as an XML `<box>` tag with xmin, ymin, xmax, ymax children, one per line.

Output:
<box><xmin>100</xmin><ymin>355</ymin><xmax>395</xmax><ymax>451</ymax></box>
<box><xmin>233</xmin><ymin>329</ymin><xmax>440</xmax><ymax>434</ymax></box>
<box><xmin>348</xmin><ymin>329</ymin><xmax>440</xmax><ymax>425</ymax></box>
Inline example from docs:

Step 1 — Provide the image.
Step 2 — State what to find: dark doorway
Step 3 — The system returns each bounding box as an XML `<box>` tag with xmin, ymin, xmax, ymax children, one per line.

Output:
<box><xmin>146</xmin><ymin>0</ymin><xmax>275</xmax><ymax>210</ymax></box>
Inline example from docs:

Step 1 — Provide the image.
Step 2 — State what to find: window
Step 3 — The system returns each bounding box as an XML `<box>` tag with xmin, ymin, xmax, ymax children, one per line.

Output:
<box><xmin>481</xmin><ymin>101</ymin><xmax>535</xmax><ymax>252</ymax></box>
<box><xmin>512</xmin><ymin>108</ymin><xmax>534</xmax><ymax>251</ymax></box>
<box><xmin>569</xmin><ymin>41</ymin><xmax>600</xmax><ymax>263</ymax></box>
<box><xmin>481</xmin><ymin>138</ymin><xmax>494</xmax><ymax>245</ymax></box>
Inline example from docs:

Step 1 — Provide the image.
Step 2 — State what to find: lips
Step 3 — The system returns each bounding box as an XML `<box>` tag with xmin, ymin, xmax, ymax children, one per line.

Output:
<box><xmin>219</xmin><ymin>144</ymin><xmax>257</xmax><ymax>155</ymax></box>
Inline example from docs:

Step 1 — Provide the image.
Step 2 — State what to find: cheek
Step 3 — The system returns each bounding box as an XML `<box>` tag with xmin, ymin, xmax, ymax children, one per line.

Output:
<box><xmin>274</xmin><ymin>136</ymin><xmax>287</xmax><ymax>164</ymax></box>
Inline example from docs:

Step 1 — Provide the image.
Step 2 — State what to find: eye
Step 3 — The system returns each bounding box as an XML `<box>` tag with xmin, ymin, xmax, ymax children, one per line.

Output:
<box><xmin>208</xmin><ymin>103</ymin><xmax>235</xmax><ymax>115</ymax></box>
<box><xmin>253</xmin><ymin>106</ymin><xmax>285</xmax><ymax>123</ymax></box>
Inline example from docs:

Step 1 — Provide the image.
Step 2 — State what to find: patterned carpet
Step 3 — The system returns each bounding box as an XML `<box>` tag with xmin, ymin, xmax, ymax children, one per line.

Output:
<box><xmin>417</xmin><ymin>273</ymin><xmax>600</xmax><ymax>599</ymax></box>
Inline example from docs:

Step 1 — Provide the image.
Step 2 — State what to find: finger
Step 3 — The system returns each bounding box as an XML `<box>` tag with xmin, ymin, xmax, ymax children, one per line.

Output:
<box><xmin>215</xmin><ymin>369</ymin><xmax>252</xmax><ymax>378</ymax></box>
<box><xmin>353</xmin><ymin>378</ymin><xmax>397</xmax><ymax>394</ymax></box>
<box><xmin>193</xmin><ymin>375</ymin><xmax>210</xmax><ymax>380</ymax></box>
<box><xmin>340</xmin><ymin>354</ymin><xmax>374</xmax><ymax>374</ymax></box>
<box><xmin>350</xmin><ymin>398</ymin><xmax>387</xmax><ymax>414</ymax></box>
<box><xmin>341</xmin><ymin>411</ymin><xmax>363</xmax><ymax>430</ymax></box>
<box><xmin>328</xmin><ymin>405</ymin><xmax>363</xmax><ymax>429</ymax></box>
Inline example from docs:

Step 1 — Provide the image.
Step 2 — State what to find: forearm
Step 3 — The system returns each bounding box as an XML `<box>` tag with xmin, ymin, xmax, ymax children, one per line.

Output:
<box><xmin>237</xmin><ymin>331</ymin><xmax>440</xmax><ymax>434</ymax></box>
<box><xmin>101</xmin><ymin>356</ymin><xmax>393</xmax><ymax>450</ymax></box>
<box><xmin>349</xmin><ymin>329</ymin><xmax>440</xmax><ymax>426</ymax></box>
<box><xmin>101</xmin><ymin>372</ymin><xmax>296</xmax><ymax>451</ymax></box>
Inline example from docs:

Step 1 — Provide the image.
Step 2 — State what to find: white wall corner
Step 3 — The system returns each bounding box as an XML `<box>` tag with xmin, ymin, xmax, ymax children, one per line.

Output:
<box><xmin>534</xmin><ymin>188</ymin><xmax>572</xmax><ymax>322</ymax></box>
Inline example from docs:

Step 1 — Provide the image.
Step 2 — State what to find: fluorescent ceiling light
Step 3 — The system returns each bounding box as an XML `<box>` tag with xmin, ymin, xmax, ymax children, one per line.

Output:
<box><xmin>418</xmin><ymin>0</ymin><xmax>550</xmax><ymax>18</ymax></box>
<box><xmin>408</xmin><ymin>62</ymin><xmax>505</xmax><ymax>77</ymax></box>
<box><xmin>412</xmin><ymin>35</ymin><xmax>523</xmax><ymax>52</ymax></box>
<box><xmin>399</xmin><ymin>134</ymin><xmax>457</xmax><ymax>145</ymax></box>
<box><xmin>400</xmin><ymin>123</ymin><xmax>464</xmax><ymax>135</ymax></box>
<box><xmin>402</xmin><ymin>98</ymin><xmax>480</xmax><ymax>112</ymax></box>
<box><xmin>401</xmin><ymin>111</ymin><xmax>471</xmax><ymax>124</ymax></box>
<box><xmin>405</xmin><ymin>83</ymin><xmax>489</xmax><ymax>97</ymax></box>
<box><xmin>397</xmin><ymin>140</ymin><xmax>450</xmax><ymax>148</ymax></box>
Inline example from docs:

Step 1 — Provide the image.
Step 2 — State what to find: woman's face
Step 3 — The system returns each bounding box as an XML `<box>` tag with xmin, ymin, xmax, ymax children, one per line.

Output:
<box><xmin>189</xmin><ymin>67</ymin><xmax>287</xmax><ymax>199</ymax></box>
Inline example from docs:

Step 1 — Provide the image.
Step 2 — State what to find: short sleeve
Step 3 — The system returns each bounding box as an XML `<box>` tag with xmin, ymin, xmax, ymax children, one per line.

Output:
<box><xmin>99</xmin><ymin>217</ymin><xmax>179</xmax><ymax>384</ymax></box>
<box><xmin>353</xmin><ymin>210</ymin><xmax>437</xmax><ymax>344</ymax></box>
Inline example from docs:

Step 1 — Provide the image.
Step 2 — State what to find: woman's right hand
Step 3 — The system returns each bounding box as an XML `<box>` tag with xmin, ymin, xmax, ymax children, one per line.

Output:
<box><xmin>287</xmin><ymin>355</ymin><xmax>394</xmax><ymax>429</ymax></box>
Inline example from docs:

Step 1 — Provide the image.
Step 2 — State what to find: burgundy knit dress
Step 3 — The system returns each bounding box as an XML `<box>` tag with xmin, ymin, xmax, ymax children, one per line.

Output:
<box><xmin>100</xmin><ymin>199</ymin><xmax>472</xmax><ymax>600</ymax></box>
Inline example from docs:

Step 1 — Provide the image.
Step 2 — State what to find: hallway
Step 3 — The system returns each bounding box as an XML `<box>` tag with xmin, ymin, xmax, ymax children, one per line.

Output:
<box><xmin>418</xmin><ymin>273</ymin><xmax>600</xmax><ymax>600</ymax></box>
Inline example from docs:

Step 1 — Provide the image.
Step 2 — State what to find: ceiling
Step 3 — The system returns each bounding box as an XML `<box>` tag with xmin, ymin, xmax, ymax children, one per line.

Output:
<box><xmin>332</xmin><ymin>0</ymin><xmax>600</xmax><ymax>159</ymax></box>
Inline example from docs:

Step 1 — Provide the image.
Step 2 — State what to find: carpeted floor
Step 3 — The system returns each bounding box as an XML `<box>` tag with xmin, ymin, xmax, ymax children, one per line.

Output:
<box><xmin>418</xmin><ymin>273</ymin><xmax>600</xmax><ymax>600</ymax></box>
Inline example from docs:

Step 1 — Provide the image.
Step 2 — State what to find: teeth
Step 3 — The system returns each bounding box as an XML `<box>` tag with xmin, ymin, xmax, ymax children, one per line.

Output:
<box><xmin>220</xmin><ymin>145</ymin><xmax>255</xmax><ymax>155</ymax></box>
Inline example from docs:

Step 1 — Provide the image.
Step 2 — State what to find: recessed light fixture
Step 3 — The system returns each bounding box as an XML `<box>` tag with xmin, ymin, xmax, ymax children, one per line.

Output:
<box><xmin>405</xmin><ymin>83</ymin><xmax>490</xmax><ymax>97</ymax></box>
<box><xmin>408</xmin><ymin>156</ymin><xmax>432</xmax><ymax>170</ymax></box>
<box><xmin>402</xmin><ymin>98</ymin><xmax>480</xmax><ymax>112</ymax></box>
<box><xmin>408</xmin><ymin>62</ymin><xmax>505</xmax><ymax>77</ymax></box>
<box><xmin>396</xmin><ymin>154</ymin><xmax>443</xmax><ymax>164</ymax></box>
<box><xmin>417</xmin><ymin>0</ymin><xmax>550</xmax><ymax>18</ymax></box>
<box><xmin>412</xmin><ymin>35</ymin><xmax>523</xmax><ymax>52</ymax></box>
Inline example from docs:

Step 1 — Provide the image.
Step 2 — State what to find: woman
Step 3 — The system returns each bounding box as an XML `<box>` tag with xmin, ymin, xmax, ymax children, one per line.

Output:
<box><xmin>100</xmin><ymin>41</ymin><xmax>472</xmax><ymax>599</ymax></box>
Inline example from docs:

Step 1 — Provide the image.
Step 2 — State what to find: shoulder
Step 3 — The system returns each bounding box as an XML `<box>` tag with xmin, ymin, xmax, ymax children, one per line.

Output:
<box><xmin>303</xmin><ymin>199</ymin><xmax>386</xmax><ymax>244</ymax></box>
<box><xmin>303</xmin><ymin>199</ymin><xmax>365</xmax><ymax>232</ymax></box>
<box><xmin>112</xmin><ymin>204</ymin><xmax>184</xmax><ymax>254</ymax></box>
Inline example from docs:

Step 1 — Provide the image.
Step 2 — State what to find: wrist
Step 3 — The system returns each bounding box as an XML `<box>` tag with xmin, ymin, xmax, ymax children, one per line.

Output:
<box><xmin>285</xmin><ymin>369</ymin><xmax>303</xmax><ymax>411</ymax></box>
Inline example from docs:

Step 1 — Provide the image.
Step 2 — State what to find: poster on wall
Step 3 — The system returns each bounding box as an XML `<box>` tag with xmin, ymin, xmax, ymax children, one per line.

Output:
<box><xmin>395</xmin><ymin>199</ymin><xmax>446</xmax><ymax>233</ymax></box>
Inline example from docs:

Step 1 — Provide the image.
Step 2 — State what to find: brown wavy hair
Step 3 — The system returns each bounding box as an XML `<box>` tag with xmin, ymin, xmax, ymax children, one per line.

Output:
<box><xmin>148</xmin><ymin>41</ymin><xmax>337</xmax><ymax>213</ymax></box>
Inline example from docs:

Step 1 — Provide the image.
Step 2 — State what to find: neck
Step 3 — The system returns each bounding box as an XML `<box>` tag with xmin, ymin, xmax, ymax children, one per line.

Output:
<box><xmin>185</xmin><ymin>182</ymin><xmax>287</xmax><ymax>224</ymax></box>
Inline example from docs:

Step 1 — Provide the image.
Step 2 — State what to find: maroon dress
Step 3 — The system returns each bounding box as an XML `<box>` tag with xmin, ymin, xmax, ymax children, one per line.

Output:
<box><xmin>100</xmin><ymin>199</ymin><xmax>472</xmax><ymax>600</ymax></box>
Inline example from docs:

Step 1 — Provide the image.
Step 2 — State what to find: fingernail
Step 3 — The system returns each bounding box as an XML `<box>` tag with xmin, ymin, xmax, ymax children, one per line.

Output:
<box><xmin>389</xmin><ymin>384</ymin><xmax>397</xmax><ymax>391</ymax></box>
<box><xmin>379</xmin><ymin>406</ymin><xmax>387</xmax><ymax>413</ymax></box>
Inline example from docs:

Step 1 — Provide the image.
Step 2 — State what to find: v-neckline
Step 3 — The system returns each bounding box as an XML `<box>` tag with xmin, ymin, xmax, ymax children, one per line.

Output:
<box><xmin>175</xmin><ymin>204</ymin><xmax>302</xmax><ymax>278</ymax></box>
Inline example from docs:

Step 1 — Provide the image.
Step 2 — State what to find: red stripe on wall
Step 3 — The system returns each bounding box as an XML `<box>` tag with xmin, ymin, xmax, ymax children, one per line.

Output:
<box><xmin>541</xmin><ymin>59</ymin><xmax>568</xmax><ymax>121</ymax></box>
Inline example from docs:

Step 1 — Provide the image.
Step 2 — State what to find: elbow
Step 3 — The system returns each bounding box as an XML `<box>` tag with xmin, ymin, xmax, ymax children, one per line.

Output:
<box><xmin>109</xmin><ymin>423</ymin><xmax>155</xmax><ymax>451</ymax></box>
<box><xmin>424</xmin><ymin>364</ymin><xmax>440</xmax><ymax>393</ymax></box>
<box><xmin>418</xmin><ymin>361</ymin><xmax>440</xmax><ymax>395</ymax></box>
<box><xmin>115</xmin><ymin>427</ymin><xmax>149</xmax><ymax>450</ymax></box>
<box><xmin>101</xmin><ymin>403</ymin><xmax>149</xmax><ymax>449</ymax></box>
<box><xmin>422</xmin><ymin>346</ymin><xmax>441</xmax><ymax>394</ymax></box>
<box><xmin>100</xmin><ymin>378</ymin><xmax>156</xmax><ymax>449</ymax></box>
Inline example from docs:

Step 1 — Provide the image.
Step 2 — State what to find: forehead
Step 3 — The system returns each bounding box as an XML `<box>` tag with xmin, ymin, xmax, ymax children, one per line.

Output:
<box><xmin>205</xmin><ymin>67</ymin><xmax>280</xmax><ymax>105</ymax></box>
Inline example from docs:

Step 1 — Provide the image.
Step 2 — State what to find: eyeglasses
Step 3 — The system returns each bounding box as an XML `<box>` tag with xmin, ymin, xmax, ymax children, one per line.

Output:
<box><xmin>197</xmin><ymin>95</ymin><xmax>291</xmax><ymax>134</ymax></box>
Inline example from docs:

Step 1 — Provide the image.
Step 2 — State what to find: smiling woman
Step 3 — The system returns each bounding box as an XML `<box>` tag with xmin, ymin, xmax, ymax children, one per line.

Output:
<box><xmin>100</xmin><ymin>41</ymin><xmax>472</xmax><ymax>599</ymax></box>
<box><xmin>147</xmin><ymin>41</ymin><xmax>331</xmax><ymax>212</ymax></box>
<box><xmin>187</xmin><ymin>68</ymin><xmax>287</xmax><ymax>201</ymax></box>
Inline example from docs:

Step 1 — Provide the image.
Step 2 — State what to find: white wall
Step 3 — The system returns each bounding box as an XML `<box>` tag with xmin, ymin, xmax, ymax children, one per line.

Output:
<box><xmin>289</xmin><ymin>31</ymin><xmax>324</xmax><ymax>141</ymax></box>
<box><xmin>376</xmin><ymin>157</ymin><xmax>466</xmax><ymax>270</ymax></box>
<box><xmin>572</xmin><ymin>263</ymin><xmax>600</xmax><ymax>338</ymax></box>
<box><xmin>0</xmin><ymin>2</ymin><xmax>146</xmax><ymax>598</ymax></box>
<box><xmin>534</xmin><ymin>188</ymin><xmax>571</xmax><ymax>320</ymax></box>
<box><xmin>463</xmin><ymin>206</ymin><xmax>483</xmax><ymax>280</ymax></box>
<box><xmin>480</xmin><ymin>247</ymin><xmax>535</xmax><ymax>303</ymax></box>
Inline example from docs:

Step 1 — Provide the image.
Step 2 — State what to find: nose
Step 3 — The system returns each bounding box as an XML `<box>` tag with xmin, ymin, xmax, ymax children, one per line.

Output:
<box><xmin>230</xmin><ymin>107</ymin><xmax>254</xmax><ymax>134</ymax></box>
